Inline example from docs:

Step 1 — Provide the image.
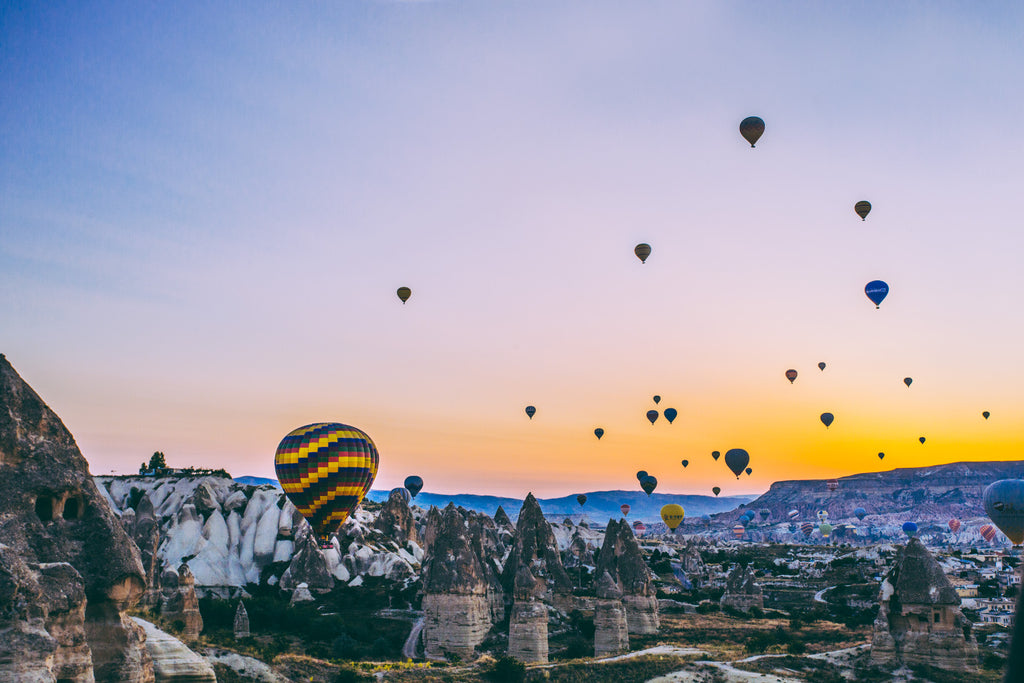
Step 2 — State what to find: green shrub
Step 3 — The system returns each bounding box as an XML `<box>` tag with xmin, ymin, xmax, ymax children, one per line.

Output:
<box><xmin>488</xmin><ymin>656</ymin><xmax>526</xmax><ymax>682</ymax></box>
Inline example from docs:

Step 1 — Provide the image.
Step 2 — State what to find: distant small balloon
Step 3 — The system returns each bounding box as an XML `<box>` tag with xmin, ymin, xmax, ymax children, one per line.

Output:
<box><xmin>902</xmin><ymin>521</ymin><xmax>918</xmax><ymax>538</ymax></box>
<box><xmin>635</xmin><ymin>243</ymin><xmax>652</xmax><ymax>264</ymax></box>
<box><xmin>904</xmin><ymin>377</ymin><xmax>913</xmax><ymax>388</ymax></box>
<box><xmin>854</xmin><ymin>201</ymin><xmax>872</xmax><ymax>221</ymax></box>
<box><xmin>632</xmin><ymin>520</ymin><xmax>646</xmax><ymax>536</ymax></box>
<box><xmin>854</xmin><ymin>507</ymin><xmax>867</xmax><ymax>521</ymax></box>
<box><xmin>818</xmin><ymin>362</ymin><xmax>827</xmax><ymax>371</ymax></box>
<box><xmin>785</xmin><ymin>369</ymin><xmax>798</xmax><ymax>384</ymax></box>
<box><xmin>820</xmin><ymin>522</ymin><xmax>833</xmax><ymax>539</ymax></box>
<box><xmin>396</xmin><ymin>286</ymin><xmax>412</xmax><ymax>304</ymax></box>
<box><xmin>681</xmin><ymin>459</ymin><xmax>689</xmax><ymax>468</ymax></box>
<box><xmin>636</xmin><ymin>470</ymin><xmax>648</xmax><ymax>482</ymax></box>
<box><xmin>712</xmin><ymin>486</ymin><xmax>721</xmax><ymax>496</ymax></box>
<box><xmin>653</xmin><ymin>395</ymin><xmax>661</xmax><ymax>404</ymax></box>
<box><xmin>865</xmin><ymin>280</ymin><xmax>889</xmax><ymax>308</ymax></box>
<box><xmin>980</xmin><ymin>524</ymin><xmax>997</xmax><ymax>543</ymax></box>
<box><xmin>919</xmin><ymin>437</ymin><xmax>926</xmax><ymax>444</ymax></box>
<box><xmin>983</xmin><ymin>411</ymin><xmax>990</xmax><ymax>419</ymax></box>
<box><xmin>640</xmin><ymin>475</ymin><xmax>657</xmax><ymax>496</ymax></box>
<box><xmin>733</xmin><ymin>524</ymin><xmax>746</xmax><ymax>538</ymax></box>
<box><xmin>745</xmin><ymin>467</ymin><xmax>753</xmax><ymax>475</ymax></box>
<box><xmin>664</xmin><ymin>407</ymin><xmax>678</xmax><ymax>424</ymax></box>
<box><xmin>878</xmin><ymin>452</ymin><xmax>885</xmax><ymax>460</ymax></box>
<box><xmin>661</xmin><ymin>504</ymin><xmax>685</xmax><ymax>530</ymax></box>
<box><xmin>620</xmin><ymin>504</ymin><xmax>630</xmax><ymax>517</ymax></box>
<box><xmin>788</xmin><ymin>510</ymin><xmax>800</xmax><ymax>520</ymax></box>
<box><xmin>404</xmin><ymin>475</ymin><xmax>424</xmax><ymax>498</ymax></box>
<box><xmin>820</xmin><ymin>412</ymin><xmax>834</xmax><ymax>428</ymax></box>
<box><xmin>711</xmin><ymin>450</ymin><xmax>721</xmax><ymax>461</ymax></box>
<box><xmin>646</xmin><ymin>410</ymin><xmax>659</xmax><ymax>425</ymax></box>
<box><xmin>801</xmin><ymin>522</ymin><xmax>814</xmax><ymax>537</ymax></box>
<box><xmin>594</xmin><ymin>428</ymin><xmax>604</xmax><ymax>440</ymax></box>
<box><xmin>739</xmin><ymin>116</ymin><xmax>765</xmax><ymax>147</ymax></box>
<box><xmin>525</xmin><ymin>405</ymin><xmax>536</xmax><ymax>419</ymax></box>
<box><xmin>948</xmin><ymin>519</ymin><xmax>961</xmax><ymax>533</ymax></box>
<box><xmin>577</xmin><ymin>494</ymin><xmax>587</xmax><ymax>506</ymax></box>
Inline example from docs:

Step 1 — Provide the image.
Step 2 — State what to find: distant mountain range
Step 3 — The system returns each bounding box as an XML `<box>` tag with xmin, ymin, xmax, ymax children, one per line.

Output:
<box><xmin>231</xmin><ymin>476</ymin><xmax>754</xmax><ymax>523</ymax></box>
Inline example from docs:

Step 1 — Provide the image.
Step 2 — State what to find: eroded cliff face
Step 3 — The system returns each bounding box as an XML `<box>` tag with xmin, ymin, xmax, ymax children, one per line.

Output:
<box><xmin>719</xmin><ymin>564</ymin><xmax>763</xmax><ymax>613</ymax></box>
<box><xmin>0</xmin><ymin>355</ymin><xmax>153</xmax><ymax>683</ymax></box>
<box><xmin>595</xmin><ymin>519</ymin><xmax>658</xmax><ymax>634</ymax></box>
<box><xmin>374</xmin><ymin>489</ymin><xmax>418</xmax><ymax>545</ymax></box>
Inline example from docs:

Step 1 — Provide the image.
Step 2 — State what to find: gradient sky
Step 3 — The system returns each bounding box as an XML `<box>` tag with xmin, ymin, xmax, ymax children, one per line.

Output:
<box><xmin>3</xmin><ymin>2</ymin><xmax>1023</xmax><ymax>498</ymax></box>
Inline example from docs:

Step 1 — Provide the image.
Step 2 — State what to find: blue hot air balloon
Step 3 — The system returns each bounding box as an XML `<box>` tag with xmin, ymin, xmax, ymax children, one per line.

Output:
<box><xmin>854</xmin><ymin>507</ymin><xmax>867</xmax><ymax>521</ymax></box>
<box><xmin>646</xmin><ymin>410</ymin><xmax>659</xmax><ymax>425</ymax></box>
<box><xmin>902</xmin><ymin>521</ymin><xmax>918</xmax><ymax>538</ymax></box>
<box><xmin>865</xmin><ymin>280</ymin><xmax>889</xmax><ymax>308</ymax></box>
<box><xmin>820</xmin><ymin>412</ymin><xmax>834</xmax><ymax>428</ymax></box>
<box><xmin>664</xmin><ymin>407</ymin><xmax>678</xmax><ymax>424</ymax></box>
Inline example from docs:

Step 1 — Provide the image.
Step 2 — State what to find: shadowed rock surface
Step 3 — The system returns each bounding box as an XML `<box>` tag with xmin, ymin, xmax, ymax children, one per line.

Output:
<box><xmin>593</xmin><ymin>570</ymin><xmax>628</xmax><ymax>657</ymax></box>
<box><xmin>232</xmin><ymin>601</ymin><xmax>250</xmax><ymax>639</ymax></box>
<box><xmin>279</xmin><ymin>531</ymin><xmax>334</xmax><ymax>593</ymax></box>
<box><xmin>0</xmin><ymin>355</ymin><xmax>153</xmax><ymax>683</ymax></box>
<box><xmin>374</xmin><ymin>489</ymin><xmax>417</xmax><ymax>544</ymax></box>
<box><xmin>594</xmin><ymin>518</ymin><xmax>658</xmax><ymax>634</ymax></box>
<box><xmin>719</xmin><ymin>564</ymin><xmax>764</xmax><ymax>613</ymax></box>
<box><xmin>508</xmin><ymin>566</ymin><xmax>548</xmax><ymax>663</ymax></box>
<box><xmin>159</xmin><ymin>565</ymin><xmax>202</xmax><ymax>644</ymax></box>
<box><xmin>501</xmin><ymin>493</ymin><xmax>572</xmax><ymax>604</ymax></box>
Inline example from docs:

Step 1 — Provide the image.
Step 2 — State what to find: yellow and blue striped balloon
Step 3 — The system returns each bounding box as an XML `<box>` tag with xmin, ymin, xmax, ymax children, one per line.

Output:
<box><xmin>274</xmin><ymin>422</ymin><xmax>379</xmax><ymax>542</ymax></box>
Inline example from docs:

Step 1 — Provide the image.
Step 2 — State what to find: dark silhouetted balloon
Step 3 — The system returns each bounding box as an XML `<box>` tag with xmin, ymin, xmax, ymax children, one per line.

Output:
<box><xmin>621</xmin><ymin>504</ymin><xmax>630</xmax><ymax>517</ymax></box>
<box><xmin>820</xmin><ymin>412</ymin><xmax>834</xmax><ymax>428</ymax></box>
<box><xmin>865</xmin><ymin>280</ymin><xmax>889</xmax><ymax>308</ymax></box>
<box><xmin>785</xmin><ymin>369</ymin><xmax>798</xmax><ymax>383</ymax></box>
<box><xmin>640</xmin><ymin>476</ymin><xmax>657</xmax><ymax>495</ymax></box>
<box><xmin>711</xmin><ymin>450</ymin><xmax>721</xmax><ymax>461</ymax></box>
<box><xmin>396</xmin><ymin>287</ymin><xmax>411</xmax><ymax>304</ymax></box>
<box><xmin>594</xmin><ymin>428</ymin><xmax>604</xmax><ymax>440</ymax></box>
<box><xmin>653</xmin><ymin>395</ymin><xmax>661</xmax><ymax>404</ymax></box>
<box><xmin>661</xmin><ymin>504</ymin><xmax>684</xmax><ymax>530</ymax></box>
<box><xmin>724</xmin><ymin>446</ymin><xmax>749</xmax><ymax>479</ymax></box>
<box><xmin>746</xmin><ymin>467</ymin><xmax>753</xmax><ymax>475</ymax></box>
<box><xmin>904</xmin><ymin>377</ymin><xmax>913</xmax><ymax>387</ymax></box>
<box><xmin>681</xmin><ymin>459</ymin><xmax>689</xmax><ymax>468</ymax></box>
<box><xmin>646</xmin><ymin>410</ymin><xmax>659</xmax><ymax>425</ymax></box>
<box><xmin>854</xmin><ymin>201</ymin><xmax>872</xmax><ymax>220</ymax></box>
<box><xmin>635</xmin><ymin>243</ymin><xmax>652</xmax><ymax>263</ymax></box>
<box><xmin>818</xmin><ymin>362</ymin><xmax>827</xmax><ymax>371</ymax></box>
<box><xmin>902</xmin><ymin>521</ymin><xmax>918</xmax><ymax>538</ymax></box>
<box><xmin>664</xmin><ymin>407</ymin><xmax>678</xmax><ymax>424</ymax></box>
<box><xmin>983</xmin><ymin>479</ymin><xmax>1024</xmax><ymax>545</ymax></box>
<box><xmin>525</xmin><ymin>406</ymin><xmax>536</xmax><ymax>419</ymax></box>
<box><xmin>854</xmin><ymin>507</ymin><xmax>867</xmax><ymax>521</ymax></box>
<box><xmin>919</xmin><ymin>437</ymin><xmax>926</xmax><ymax>444</ymax></box>
<box><xmin>878</xmin><ymin>452</ymin><xmax>885</xmax><ymax>460</ymax></box>
<box><xmin>739</xmin><ymin>116</ymin><xmax>765</xmax><ymax>147</ymax></box>
<box><xmin>636</xmin><ymin>470</ymin><xmax>648</xmax><ymax>482</ymax></box>
<box><xmin>759</xmin><ymin>510</ymin><xmax>770</xmax><ymax>520</ymax></box>
<box><xmin>404</xmin><ymin>475</ymin><xmax>424</xmax><ymax>498</ymax></box>
<box><xmin>983</xmin><ymin>411</ymin><xmax>991</xmax><ymax>419</ymax></box>
<box><xmin>712</xmin><ymin>486</ymin><xmax>721</xmax><ymax>496</ymax></box>
<box><xmin>577</xmin><ymin>494</ymin><xmax>587</xmax><ymax>506</ymax></box>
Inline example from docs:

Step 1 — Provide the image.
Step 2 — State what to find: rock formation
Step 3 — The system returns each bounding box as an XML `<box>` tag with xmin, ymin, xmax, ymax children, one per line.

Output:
<box><xmin>678</xmin><ymin>544</ymin><xmax>707</xmax><ymax>588</ymax></box>
<box><xmin>501</xmin><ymin>493</ymin><xmax>572</xmax><ymax>607</ymax></box>
<box><xmin>279</xmin><ymin>530</ymin><xmax>334</xmax><ymax>592</ymax></box>
<box><xmin>233</xmin><ymin>601</ymin><xmax>250</xmax><ymax>639</ymax></box>
<box><xmin>719</xmin><ymin>564</ymin><xmax>763</xmax><ymax>613</ymax></box>
<box><xmin>507</xmin><ymin>566</ymin><xmax>549</xmax><ymax>663</ymax></box>
<box><xmin>870</xmin><ymin>537</ymin><xmax>977</xmax><ymax>671</ymax></box>
<box><xmin>132</xmin><ymin>618</ymin><xmax>216</xmax><ymax>682</ymax></box>
<box><xmin>121</xmin><ymin>492</ymin><xmax>162</xmax><ymax>606</ymax></box>
<box><xmin>159</xmin><ymin>565</ymin><xmax>203</xmax><ymax>643</ymax></box>
<box><xmin>0</xmin><ymin>355</ymin><xmax>154</xmax><ymax>683</ymax></box>
<box><xmin>593</xmin><ymin>571</ymin><xmax>628</xmax><ymax>657</ymax></box>
<box><xmin>420</xmin><ymin>504</ymin><xmax>503</xmax><ymax>660</ymax></box>
<box><xmin>594</xmin><ymin>518</ymin><xmax>659</xmax><ymax>634</ymax></box>
<box><xmin>494</xmin><ymin>506</ymin><xmax>512</xmax><ymax>529</ymax></box>
<box><xmin>374</xmin><ymin>489</ymin><xmax>417</xmax><ymax>544</ymax></box>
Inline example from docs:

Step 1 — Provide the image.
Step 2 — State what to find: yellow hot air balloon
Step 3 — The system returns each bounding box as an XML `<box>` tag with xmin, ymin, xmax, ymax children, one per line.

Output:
<box><xmin>661</xmin><ymin>503</ymin><xmax>684</xmax><ymax>530</ymax></box>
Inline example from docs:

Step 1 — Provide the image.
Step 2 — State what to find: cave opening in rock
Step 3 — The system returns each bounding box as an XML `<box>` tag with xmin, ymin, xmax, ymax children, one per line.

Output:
<box><xmin>63</xmin><ymin>496</ymin><xmax>81</xmax><ymax>519</ymax></box>
<box><xmin>35</xmin><ymin>494</ymin><xmax>54</xmax><ymax>522</ymax></box>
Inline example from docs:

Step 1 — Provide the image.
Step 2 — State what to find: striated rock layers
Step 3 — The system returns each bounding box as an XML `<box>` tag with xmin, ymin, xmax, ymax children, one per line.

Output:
<box><xmin>132</xmin><ymin>618</ymin><xmax>216</xmax><ymax>683</ymax></box>
<box><xmin>870</xmin><ymin>537</ymin><xmax>977</xmax><ymax>671</ymax></box>
<box><xmin>0</xmin><ymin>355</ymin><xmax>154</xmax><ymax>683</ymax></box>
<box><xmin>593</xmin><ymin>571</ymin><xmax>628</xmax><ymax>657</ymax></box>
<box><xmin>159</xmin><ymin>565</ymin><xmax>203</xmax><ymax>643</ymax></box>
<box><xmin>719</xmin><ymin>564</ymin><xmax>763</xmax><ymax>613</ymax></box>
<box><xmin>507</xmin><ymin>566</ymin><xmax>548</xmax><ymax>663</ymax></box>
<box><xmin>420</xmin><ymin>504</ymin><xmax>505</xmax><ymax>660</ymax></box>
<box><xmin>595</xmin><ymin>518</ymin><xmax>659</xmax><ymax>634</ymax></box>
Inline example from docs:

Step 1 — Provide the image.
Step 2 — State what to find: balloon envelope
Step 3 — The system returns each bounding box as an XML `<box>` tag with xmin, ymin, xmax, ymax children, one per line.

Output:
<box><xmin>577</xmin><ymin>494</ymin><xmax>587</xmax><ymax>506</ymax></box>
<box><xmin>739</xmin><ymin>116</ymin><xmax>765</xmax><ymax>147</ymax></box>
<box><xmin>903</xmin><ymin>377</ymin><xmax>913</xmax><ymax>387</ymax></box>
<box><xmin>820</xmin><ymin>412</ymin><xmax>834</xmax><ymax>428</ymax></box>
<box><xmin>919</xmin><ymin>437</ymin><xmax>926</xmax><ymax>444</ymax></box>
<box><xmin>636</xmin><ymin>470</ymin><xmax>648</xmax><ymax>482</ymax></box>
<box><xmin>826</xmin><ymin>479</ymin><xmax>839</xmax><ymax>492</ymax></box>
<box><xmin>785</xmin><ymin>369</ymin><xmax>798</xmax><ymax>383</ymax></box>
<box><xmin>980</xmin><ymin>524</ymin><xmax>997</xmax><ymax>542</ymax></box>
<box><xmin>854</xmin><ymin>200</ymin><xmax>872</xmax><ymax>220</ymax></box>
<box><xmin>983</xmin><ymin>411</ymin><xmax>991</xmax><ymax>419</ymax></box>
<box><xmin>640</xmin><ymin>476</ymin><xmax>658</xmax><ymax>496</ymax></box>
<box><xmin>817</xmin><ymin>510</ymin><xmax>829</xmax><ymax>522</ymax></box>
<box><xmin>801</xmin><ymin>522</ymin><xmax>814</xmax><ymax>536</ymax></box>
<box><xmin>525</xmin><ymin>406</ymin><xmax>536</xmax><ymax>419</ymax></box>
<box><xmin>948</xmin><ymin>519</ymin><xmax>961</xmax><ymax>533</ymax></box>
<box><xmin>390</xmin><ymin>487</ymin><xmax>411</xmax><ymax>504</ymax></box>
<box><xmin>620</xmin><ymin>504</ymin><xmax>630</xmax><ymax>517</ymax></box>
<box><xmin>652</xmin><ymin>395</ymin><xmax>661</xmax><ymax>404</ymax></box>
<box><xmin>725</xmin><ymin>448</ymin><xmax>750</xmax><ymax>479</ymax></box>
<box><xmin>865</xmin><ymin>280</ymin><xmax>889</xmax><ymax>308</ymax></box>
<box><xmin>854</xmin><ymin>507</ymin><xmax>867</xmax><ymax>521</ymax></box>
<box><xmin>635</xmin><ymin>243</ymin><xmax>652</xmax><ymax>263</ymax></box>
<box><xmin>275</xmin><ymin>422</ymin><xmax>379</xmax><ymax>542</ymax></box>
<box><xmin>788</xmin><ymin>510</ymin><xmax>799</xmax><ymax>520</ymax></box>
<box><xmin>878</xmin><ymin>452</ymin><xmax>885</xmax><ymax>460</ymax></box>
<box><xmin>681</xmin><ymin>459</ymin><xmax>689</xmax><ymax>468</ymax></box>
<box><xmin>632</xmin><ymin>520</ymin><xmax>646</xmax><ymax>535</ymax></box>
<box><xmin>818</xmin><ymin>362</ymin><xmax>826</xmax><ymax>371</ymax></box>
<box><xmin>404</xmin><ymin>475</ymin><xmax>424</xmax><ymax>498</ymax></box>
<box><xmin>661</xmin><ymin>504</ymin><xmax>685</xmax><ymax>530</ymax></box>
<box><xmin>712</xmin><ymin>486</ymin><xmax>721</xmax><ymax>496</ymax></box>
<box><xmin>646</xmin><ymin>410</ymin><xmax>659</xmax><ymax>425</ymax></box>
<box><xmin>711</xmin><ymin>450</ymin><xmax>721</xmax><ymax>461</ymax></box>
<box><xmin>902</xmin><ymin>521</ymin><xmax>918</xmax><ymax>538</ymax></box>
<box><xmin>745</xmin><ymin>467</ymin><xmax>753</xmax><ymax>476</ymax></box>
<box><xmin>664</xmin><ymin>407</ymin><xmax>678</xmax><ymax>424</ymax></box>
<box><xmin>819</xmin><ymin>523</ymin><xmax>833</xmax><ymax>538</ymax></box>
<box><xmin>983</xmin><ymin>479</ymin><xmax>1024</xmax><ymax>545</ymax></box>
<box><xmin>733</xmin><ymin>524</ymin><xmax>746</xmax><ymax>537</ymax></box>
<box><xmin>594</xmin><ymin>428</ymin><xmax>604</xmax><ymax>440</ymax></box>
<box><xmin>396</xmin><ymin>286</ymin><xmax>411</xmax><ymax>303</ymax></box>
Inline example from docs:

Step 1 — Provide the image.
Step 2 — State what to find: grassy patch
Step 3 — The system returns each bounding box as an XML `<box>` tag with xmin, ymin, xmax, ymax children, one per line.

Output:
<box><xmin>528</xmin><ymin>655</ymin><xmax>691</xmax><ymax>683</ymax></box>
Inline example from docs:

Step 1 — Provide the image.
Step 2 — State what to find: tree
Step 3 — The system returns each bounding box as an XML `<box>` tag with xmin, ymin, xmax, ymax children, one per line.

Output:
<box><xmin>147</xmin><ymin>451</ymin><xmax>167</xmax><ymax>471</ymax></box>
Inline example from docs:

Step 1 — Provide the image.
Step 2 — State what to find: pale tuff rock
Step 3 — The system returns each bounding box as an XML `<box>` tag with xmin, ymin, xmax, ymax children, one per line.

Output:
<box><xmin>233</xmin><ymin>601</ymin><xmax>250</xmax><ymax>639</ymax></box>
<box><xmin>279</xmin><ymin>530</ymin><xmax>334</xmax><ymax>592</ymax></box>
<box><xmin>870</xmin><ymin>537</ymin><xmax>977</xmax><ymax>671</ymax></box>
<box><xmin>678</xmin><ymin>544</ymin><xmax>708</xmax><ymax>588</ymax></box>
<box><xmin>374</xmin><ymin>489</ymin><xmax>418</xmax><ymax>544</ymax></box>
<box><xmin>0</xmin><ymin>356</ymin><xmax>153</xmax><ymax>683</ymax></box>
<box><xmin>595</xmin><ymin>519</ymin><xmax>659</xmax><ymax>634</ymax></box>
<box><xmin>132</xmin><ymin>618</ymin><xmax>216</xmax><ymax>683</ymax></box>
<box><xmin>593</xmin><ymin>571</ymin><xmax>628</xmax><ymax>657</ymax></box>
<box><xmin>121</xmin><ymin>493</ymin><xmax>162</xmax><ymax>607</ymax></box>
<box><xmin>508</xmin><ymin>566</ymin><xmax>548</xmax><ymax>664</ymax></box>
<box><xmin>719</xmin><ymin>564</ymin><xmax>764</xmax><ymax>613</ymax></box>
<box><xmin>159</xmin><ymin>565</ymin><xmax>202</xmax><ymax>644</ymax></box>
<box><xmin>288</xmin><ymin>583</ymin><xmax>315</xmax><ymax>606</ymax></box>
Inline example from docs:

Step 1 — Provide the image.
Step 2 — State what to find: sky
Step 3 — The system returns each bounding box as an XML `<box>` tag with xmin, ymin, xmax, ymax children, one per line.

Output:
<box><xmin>3</xmin><ymin>1</ymin><xmax>1023</xmax><ymax>498</ymax></box>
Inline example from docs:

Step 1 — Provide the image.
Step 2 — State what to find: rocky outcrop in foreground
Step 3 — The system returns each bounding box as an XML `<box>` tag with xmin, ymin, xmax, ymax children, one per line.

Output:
<box><xmin>132</xmin><ymin>618</ymin><xmax>216</xmax><ymax>682</ymax></box>
<box><xmin>595</xmin><ymin>518</ymin><xmax>659</xmax><ymax>634</ymax></box>
<box><xmin>593</xmin><ymin>571</ymin><xmax>628</xmax><ymax>657</ymax></box>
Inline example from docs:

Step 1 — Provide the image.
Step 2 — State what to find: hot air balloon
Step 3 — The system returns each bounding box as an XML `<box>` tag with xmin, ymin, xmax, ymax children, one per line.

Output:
<box><xmin>785</xmin><ymin>369</ymin><xmax>798</xmax><ymax>383</ymax></box>
<box><xmin>275</xmin><ymin>423</ymin><xmax>379</xmax><ymax>545</ymax></box>
<box><xmin>865</xmin><ymin>280</ymin><xmax>889</xmax><ymax>308</ymax></box>
<box><xmin>902</xmin><ymin>521</ymin><xmax>918</xmax><ymax>538</ymax></box>
<box><xmin>646</xmin><ymin>410</ymin><xmax>659</xmax><ymax>425</ymax></box>
<box><xmin>594</xmin><ymin>428</ymin><xmax>604</xmax><ymax>440</ymax></box>
<box><xmin>817</xmin><ymin>510</ymin><xmax>829</xmax><ymax>522</ymax></box>
<box><xmin>725</xmin><ymin>448</ymin><xmax>750</xmax><ymax>479</ymax></box>
<box><xmin>711</xmin><ymin>450</ymin><xmax>721</xmax><ymax>461</ymax></box>
<box><xmin>818</xmin><ymin>362</ymin><xmax>827</xmax><ymax>371</ymax></box>
<box><xmin>820</xmin><ymin>412</ymin><xmax>834</xmax><ymax>428</ymax></box>
<box><xmin>759</xmin><ymin>510</ymin><xmax>770</xmax><ymax>521</ymax></box>
<box><xmin>980</xmin><ymin>524</ymin><xmax>997</xmax><ymax>543</ymax></box>
<box><xmin>733</xmin><ymin>524</ymin><xmax>746</xmax><ymax>537</ymax></box>
<box><xmin>948</xmin><ymin>519</ymin><xmax>961</xmax><ymax>533</ymax></box>
<box><xmin>396</xmin><ymin>286</ymin><xmax>412</xmax><ymax>304</ymax></box>
<box><xmin>801</xmin><ymin>522</ymin><xmax>814</xmax><ymax>537</ymax></box>
<box><xmin>983</xmin><ymin>479</ymin><xmax>1024</xmax><ymax>545</ymax></box>
<box><xmin>903</xmin><ymin>377</ymin><xmax>913</xmax><ymax>388</ymax></box>
<box><xmin>661</xmin><ymin>504</ymin><xmax>685</xmax><ymax>530</ymax></box>
<box><xmin>701</xmin><ymin>514</ymin><xmax>711</xmax><ymax>523</ymax></box>
<box><xmin>820</xmin><ymin>522</ymin><xmax>833</xmax><ymax>539</ymax></box>
<box><xmin>712</xmin><ymin>486</ymin><xmax>721</xmax><ymax>496</ymax></box>
<box><xmin>919</xmin><ymin>437</ymin><xmax>926</xmax><ymax>444</ymax></box>
<box><xmin>621</xmin><ymin>504</ymin><xmax>631</xmax><ymax>517</ymax></box>
<box><xmin>404</xmin><ymin>475</ymin><xmax>424</xmax><ymax>498</ymax></box>
<box><xmin>390</xmin><ymin>487</ymin><xmax>411</xmax><ymax>504</ymax></box>
<box><xmin>664</xmin><ymin>408</ymin><xmax>678</xmax><ymax>424</ymax></box>
<box><xmin>878</xmin><ymin>452</ymin><xmax>885</xmax><ymax>460</ymax></box>
<box><xmin>983</xmin><ymin>411</ymin><xmax>990</xmax><ymax>419</ymax></box>
<box><xmin>635</xmin><ymin>243</ymin><xmax>652</xmax><ymax>264</ymax></box>
<box><xmin>788</xmin><ymin>510</ymin><xmax>799</xmax><ymax>520</ymax></box>
<box><xmin>745</xmin><ymin>467</ymin><xmax>753</xmax><ymax>476</ymax></box>
<box><xmin>826</xmin><ymin>479</ymin><xmax>839</xmax><ymax>492</ymax></box>
<box><xmin>633</xmin><ymin>520</ymin><xmax>646</xmax><ymax>536</ymax></box>
<box><xmin>854</xmin><ymin>507</ymin><xmax>867</xmax><ymax>521</ymax></box>
<box><xmin>577</xmin><ymin>494</ymin><xmax>587</xmax><ymax>506</ymax></box>
<box><xmin>739</xmin><ymin>116</ymin><xmax>765</xmax><ymax>147</ymax></box>
<box><xmin>854</xmin><ymin>201</ymin><xmax>871</xmax><ymax>220</ymax></box>
<box><xmin>653</xmin><ymin>395</ymin><xmax>661</xmax><ymax>404</ymax></box>
<box><xmin>636</xmin><ymin>470</ymin><xmax>648</xmax><ymax>482</ymax></box>
<box><xmin>641</xmin><ymin>476</ymin><xmax>658</xmax><ymax>496</ymax></box>
<box><xmin>525</xmin><ymin>406</ymin><xmax>536</xmax><ymax>419</ymax></box>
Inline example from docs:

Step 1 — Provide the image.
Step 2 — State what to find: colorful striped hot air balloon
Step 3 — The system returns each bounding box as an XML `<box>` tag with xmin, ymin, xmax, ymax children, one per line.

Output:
<box><xmin>948</xmin><ymin>519</ymin><xmax>961</xmax><ymax>533</ymax></box>
<box><xmin>788</xmin><ymin>509</ymin><xmax>799</xmax><ymax>520</ymax></box>
<box><xmin>980</xmin><ymin>524</ymin><xmax>997</xmax><ymax>543</ymax></box>
<box><xmin>732</xmin><ymin>524</ymin><xmax>746</xmax><ymax>538</ymax></box>
<box><xmin>620</xmin><ymin>504</ymin><xmax>630</xmax><ymax>517</ymax></box>
<box><xmin>801</xmin><ymin>522</ymin><xmax>814</xmax><ymax>537</ymax></box>
<box><xmin>275</xmin><ymin>422</ymin><xmax>379</xmax><ymax>545</ymax></box>
<box><xmin>633</xmin><ymin>520</ymin><xmax>646</xmax><ymax>536</ymax></box>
